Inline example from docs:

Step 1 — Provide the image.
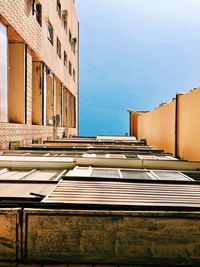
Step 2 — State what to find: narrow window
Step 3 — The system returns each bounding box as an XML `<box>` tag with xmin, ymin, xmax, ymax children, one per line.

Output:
<box><xmin>32</xmin><ymin>1</ymin><xmax>42</xmax><ymax>26</ymax></box>
<box><xmin>64</xmin><ymin>51</ymin><xmax>67</xmax><ymax>67</ymax></box>
<box><xmin>69</xmin><ymin>30</ymin><xmax>72</xmax><ymax>44</ymax></box>
<box><xmin>73</xmin><ymin>69</ymin><xmax>75</xmax><ymax>81</ymax></box>
<box><xmin>69</xmin><ymin>61</ymin><xmax>72</xmax><ymax>76</ymax></box>
<box><xmin>72</xmin><ymin>37</ymin><xmax>76</xmax><ymax>54</ymax></box>
<box><xmin>57</xmin><ymin>0</ymin><xmax>61</xmax><ymax>19</ymax></box>
<box><xmin>62</xmin><ymin>10</ymin><xmax>68</xmax><ymax>32</ymax></box>
<box><xmin>47</xmin><ymin>21</ymin><xmax>53</xmax><ymax>45</ymax></box>
<box><xmin>57</xmin><ymin>38</ymin><xmax>61</xmax><ymax>58</ymax></box>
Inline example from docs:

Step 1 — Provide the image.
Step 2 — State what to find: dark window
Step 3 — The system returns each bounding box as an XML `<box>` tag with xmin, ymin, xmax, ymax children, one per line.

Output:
<box><xmin>57</xmin><ymin>0</ymin><xmax>61</xmax><ymax>18</ymax></box>
<box><xmin>64</xmin><ymin>51</ymin><xmax>67</xmax><ymax>67</ymax></box>
<box><xmin>69</xmin><ymin>30</ymin><xmax>72</xmax><ymax>44</ymax></box>
<box><xmin>57</xmin><ymin>38</ymin><xmax>61</xmax><ymax>58</ymax></box>
<box><xmin>47</xmin><ymin>21</ymin><xmax>53</xmax><ymax>45</ymax></box>
<box><xmin>73</xmin><ymin>69</ymin><xmax>75</xmax><ymax>81</ymax></box>
<box><xmin>72</xmin><ymin>38</ymin><xmax>76</xmax><ymax>54</ymax></box>
<box><xmin>32</xmin><ymin>1</ymin><xmax>42</xmax><ymax>26</ymax></box>
<box><xmin>62</xmin><ymin>10</ymin><xmax>68</xmax><ymax>31</ymax></box>
<box><xmin>69</xmin><ymin>61</ymin><xmax>72</xmax><ymax>76</ymax></box>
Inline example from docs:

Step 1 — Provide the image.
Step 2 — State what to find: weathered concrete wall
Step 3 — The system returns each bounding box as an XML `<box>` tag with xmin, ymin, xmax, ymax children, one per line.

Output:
<box><xmin>1</xmin><ymin>209</ymin><xmax>199</xmax><ymax>266</ymax></box>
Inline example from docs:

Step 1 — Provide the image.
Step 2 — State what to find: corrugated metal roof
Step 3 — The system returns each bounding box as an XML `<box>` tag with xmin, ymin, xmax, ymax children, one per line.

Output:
<box><xmin>43</xmin><ymin>180</ymin><xmax>200</xmax><ymax>208</ymax></box>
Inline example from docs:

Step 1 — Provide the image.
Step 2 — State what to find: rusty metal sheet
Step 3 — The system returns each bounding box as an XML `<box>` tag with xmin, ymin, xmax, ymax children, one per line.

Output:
<box><xmin>23</xmin><ymin>209</ymin><xmax>200</xmax><ymax>265</ymax></box>
<box><xmin>0</xmin><ymin>209</ymin><xmax>20</xmax><ymax>261</ymax></box>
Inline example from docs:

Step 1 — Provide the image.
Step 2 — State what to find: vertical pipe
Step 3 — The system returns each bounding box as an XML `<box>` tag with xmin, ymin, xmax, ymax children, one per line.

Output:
<box><xmin>24</xmin><ymin>44</ymin><xmax>28</xmax><ymax>124</ymax></box>
<box><xmin>77</xmin><ymin>21</ymin><xmax>80</xmax><ymax>136</ymax></box>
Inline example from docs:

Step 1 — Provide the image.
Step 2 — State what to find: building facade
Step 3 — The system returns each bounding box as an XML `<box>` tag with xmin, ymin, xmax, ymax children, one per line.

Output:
<box><xmin>129</xmin><ymin>87</ymin><xmax>200</xmax><ymax>161</ymax></box>
<box><xmin>0</xmin><ymin>136</ymin><xmax>199</xmax><ymax>266</ymax></box>
<box><xmin>0</xmin><ymin>0</ymin><xmax>79</xmax><ymax>149</ymax></box>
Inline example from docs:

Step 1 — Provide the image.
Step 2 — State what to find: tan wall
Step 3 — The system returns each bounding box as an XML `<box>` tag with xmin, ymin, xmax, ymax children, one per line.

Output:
<box><xmin>63</xmin><ymin>87</ymin><xmax>67</xmax><ymax>127</ymax></box>
<box><xmin>178</xmin><ymin>89</ymin><xmax>200</xmax><ymax>161</ymax></box>
<box><xmin>137</xmin><ymin>100</ymin><xmax>176</xmax><ymax>155</ymax></box>
<box><xmin>46</xmin><ymin>75</ymin><xmax>54</xmax><ymax>126</ymax></box>
<box><xmin>8</xmin><ymin>43</ymin><xmax>25</xmax><ymax>124</ymax></box>
<box><xmin>32</xmin><ymin>62</ymin><xmax>42</xmax><ymax>125</ymax></box>
<box><xmin>129</xmin><ymin>111</ymin><xmax>140</xmax><ymax>138</ymax></box>
<box><xmin>56</xmin><ymin>79</ymin><xmax>62</xmax><ymax>123</ymax></box>
<box><xmin>131</xmin><ymin>88</ymin><xmax>200</xmax><ymax>161</ymax></box>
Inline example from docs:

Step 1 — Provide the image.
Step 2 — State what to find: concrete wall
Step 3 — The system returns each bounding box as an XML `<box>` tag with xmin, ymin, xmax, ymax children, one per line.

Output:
<box><xmin>130</xmin><ymin>88</ymin><xmax>200</xmax><ymax>161</ymax></box>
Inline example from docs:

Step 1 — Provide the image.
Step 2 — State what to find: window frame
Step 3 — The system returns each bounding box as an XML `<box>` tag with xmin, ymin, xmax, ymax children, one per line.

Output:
<box><xmin>47</xmin><ymin>21</ymin><xmax>54</xmax><ymax>45</ymax></box>
<box><xmin>64</xmin><ymin>51</ymin><xmax>67</xmax><ymax>68</ymax></box>
<box><xmin>57</xmin><ymin>37</ymin><xmax>61</xmax><ymax>58</ymax></box>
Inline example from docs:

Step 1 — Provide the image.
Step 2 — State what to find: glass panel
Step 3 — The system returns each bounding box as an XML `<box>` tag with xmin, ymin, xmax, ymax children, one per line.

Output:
<box><xmin>91</xmin><ymin>169</ymin><xmax>120</xmax><ymax>178</ymax></box>
<box><xmin>0</xmin><ymin>22</ymin><xmax>8</xmax><ymax>122</ymax></box>
<box><xmin>153</xmin><ymin>171</ymin><xmax>192</xmax><ymax>181</ymax></box>
<box><xmin>106</xmin><ymin>154</ymin><xmax>126</xmax><ymax>159</ymax></box>
<box><xmin>183</xmin><ymin>172</ymin><xmax>200</xmax><ymax>181</ymax></box>
<box><xmin>0</xmin><ymin>170</ymin><xmax>29</xmax><ymax>180</ymax></box>
<box><xmin>121</xmin><ymin>170</ymin><xmax>151</xmax><ymax>180</ymax></box>
<box><xmin>82</xmin><ymin>153</ymin><xmax>96</xmax><ymax>158</ymax></box>
<box><xmin>137</xmin><ymin>155</ymin><xmax>157</xmax><ymax>160</ymax></box>
<box><xmin>156</xmin><ymin>156</ymin><xmax>175</xmax><ymax>161</ymax></box>
<box><xmin>24</xmin><ymin>170</ymin><xmax>61</xmax><ymax>181</ymax></box>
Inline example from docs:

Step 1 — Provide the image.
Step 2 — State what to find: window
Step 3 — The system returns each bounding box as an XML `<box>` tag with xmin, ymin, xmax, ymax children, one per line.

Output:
<box><xmin>69</xmin><ymin>61</ymin><xmax>72</xmax><ymax>75</ymax></box>
<box><xmin>57</xmin><ymin>38</ymin><xmax>61</xmax><ymax>58</ymax></box>
<box><xmin>62</xmin><ymin>10</ymin><xmax>68</xmax><ymax>31</ymax></box>
<box><xmin>72</xmin><ymin>37</ymin><xmax>76</xmax><ymax>53</ymax></box>
<box><xmin>73</xmin><ymin>69</ymin><xmax>75</xmax><ymax>81</ymax></box>
<box><xmin>64</xmin><ymin>51</ymin><xmax>67</xmax><ymax>67</ymax></box>
<box><xmin>57</xmin><ymin>0</ymin><xmax>61</xmax><ymax>18</ymax></box>
<box><xmin>47</xmin><ymin>21</ymin><xmax>53</xmax><ymax>45</ymax></box>
<box><xmin>32</xmin><ymin>1</ymin><xmax>42</xmax><ymax>26</ymax></box>
<box><xmin>66</xmin><ymin>167</ymin><xmax>194</xmax><ymax>182</ymax></box>
<box><xmin>69</xmin><ymin>30</ymin><xmax>72</xmax><ymax>44</ymax></box>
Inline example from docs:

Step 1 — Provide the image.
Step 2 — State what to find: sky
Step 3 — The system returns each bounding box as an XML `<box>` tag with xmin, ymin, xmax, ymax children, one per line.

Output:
<box><xmin>75</xmin><ymin>0</ymin><xmax>200</xmax><ymax>136</ymax></box>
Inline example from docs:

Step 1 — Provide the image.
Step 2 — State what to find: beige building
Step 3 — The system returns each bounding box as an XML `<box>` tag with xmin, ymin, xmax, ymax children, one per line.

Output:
<box><xmin>129</xmin><ymin>87</ymin><xmax>200</xmax><ymax>161</ymax></box>
<box><xmin>0</xmin><ymin>0</ymin><xmax>79</xmax><ymax>149</ymax></box>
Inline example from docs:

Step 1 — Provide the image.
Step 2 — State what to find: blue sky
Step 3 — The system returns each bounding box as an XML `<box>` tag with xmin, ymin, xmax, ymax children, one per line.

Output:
<box><xmin>76</xmin><ymin>0</ymin><xmax>200</xmax><ymax>136</ymax></box>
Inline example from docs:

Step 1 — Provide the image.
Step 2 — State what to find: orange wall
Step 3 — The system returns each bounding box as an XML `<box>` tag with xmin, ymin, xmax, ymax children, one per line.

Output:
<box><xmin>130</xmin><ymin>88</ymin><xmax>200</xmax><ymax>161</ymax></box>
<box><xmin>178</xmin><ymin>89</ymin><xmax>200</xmax><ymax>161</ymax></box>
<box><xmin>138</xmin><ymin>101</ymin><xmax>175</xmax><ymax>154</ymax></box>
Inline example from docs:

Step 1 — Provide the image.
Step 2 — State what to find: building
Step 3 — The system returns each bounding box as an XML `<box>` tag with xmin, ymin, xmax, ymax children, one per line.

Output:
<box><xmin>0</xmin><ymin>136</ymin><xmax>199</xmax><ymax>266</ymax></box>
<box><xmin>128</xmin><ymin>87</ymin><xmax>200</xmax><ymax>161</ymax></box>
<box><xmin>0</xmin><ymin>0</ymin><xmax>79</xmax><ymax>150</ymax></box>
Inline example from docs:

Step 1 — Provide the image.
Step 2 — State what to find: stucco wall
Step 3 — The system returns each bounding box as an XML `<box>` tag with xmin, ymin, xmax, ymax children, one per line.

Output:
<box><xmin>131</xmin><ymin>88</ymin><xmax>200</xmax><ymax>161</ymax></box>
<box><xmin>138</xmin><ymin>100</ymin><xmax>176</xmax><ymax>155</ymax></box>
<box><xmin>178</xmin><ymin>89</ymin><xmax>200</xmax><ymax>161</ymax></box>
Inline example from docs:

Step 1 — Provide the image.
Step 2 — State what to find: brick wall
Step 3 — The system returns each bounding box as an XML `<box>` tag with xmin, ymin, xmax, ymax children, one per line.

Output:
<box><xmin>0</xmin><ymin>0</ymin><xmax>78</xmax><ymax>97</ymax></box>
<box><xmin>0</xmin><ymin>123</ymin><xmax>65</xmax><ymax>149</ymax></box>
